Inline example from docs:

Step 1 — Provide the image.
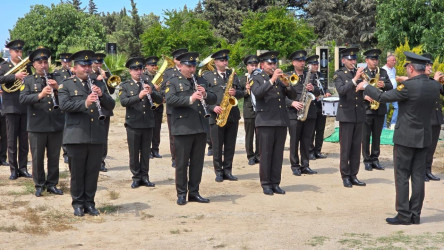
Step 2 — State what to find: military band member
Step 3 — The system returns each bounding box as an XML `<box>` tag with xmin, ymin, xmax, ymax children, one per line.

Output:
<box><xmin>120</xmin><ymin>57</ymin><xmax>163</xmax><ymax>188</ymax></box>
<box><xmin>0</xmin><ymin>40</ymin><xmax>31</xmax><ymax>180</ymax></box>
<box><xmin>163</xmin><ymin>48</ymin><xmax>188</xmax><ymax>168</ymax></box>
<box><xmin>307</xmin><ymin>55</ymin><xmax>331</xmax><ymax>160</ymax></box>
<box><xmin>53</xmin><ymin>52</ymin><xmax>73</xmax><ymax>164</ymax></box>
<box><xmin>0</xmin><ymin>59</ymin><xmax>8</xmax><ymax>166</ymax></box>
<box><xmin>251</xmin><ymin>51</ymin><xmax>297</xmax><ymax>195</ymax></box>
<box><xmin>91</xmin><ymin>52</ymin><xmax>113</xmax><ymax>172</ymax></box>
<box><xmin>334</xmin><ymin>47</ymin><xmax>367</xmax><ymax>188</ymax></box>
<box><xmin>58</xmin><ymin>50</ymin><xmax>116</xmax><ymax>216</ymax></box>
<box><xmin>19</xmin><ymin>47</ymin><xmax>64</xmax><ymax>197</ymax></box>
<box><xmin>202</xmin><ymin>49</ymin><xmax>243</xmax><ymax>182</ymax></box>
<box><xmin>362</xmin><ymin>49</ymin><xmax>393</xmax><ymax>171</ymax></box>
<box><xmin>422</xmin><ymin>53</ymin><xmax>443</xmax><ymax>182</ymax></box>
<box><xmin>286</xmin><ymin>50</ymin><xmax>320</xmax><ymax>176</ymax></box>
<box><xmin>239</xmin><ymin>55</ymin><xmax>260</xmax><ymax>165</ymax></box>
<box><xmin>165</xmin><ymin>52</ymin><xmax>217</xmax><ymax>205</ymax></box>
<box><xmin>361</xmin><ymin>52</ymin><xmax>441</xmax><ymax>225</ymax></box>
<box><xmin>143</xmin><ymin>56</ymin><xmax>163</xmax><ymax>159</ymax></box>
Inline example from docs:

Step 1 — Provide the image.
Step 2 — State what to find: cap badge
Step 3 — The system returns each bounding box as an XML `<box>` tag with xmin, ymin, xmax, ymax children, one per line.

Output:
<box><xmin>350</xmin><ymin>51</ymin><xmax>354</xmax><ymax>55</ymax></box>
<box><xmin>85</xmin><ymin>55</ymin><xmax>88</xmax><ymax>60</ymax></box>
<box><xmin>190</xmin><ymin>57</ymin><xmax>193</xmax><ymax>60</ymax></box>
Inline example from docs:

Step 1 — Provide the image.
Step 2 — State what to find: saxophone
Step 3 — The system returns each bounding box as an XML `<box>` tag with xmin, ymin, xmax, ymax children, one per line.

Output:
<box><xmin>296</xmin><ymin>65</ymin><xmax>315</xmax><ymax>122</ymax></box>
<box><xmin>215</xmin><ymin>68</ymin><xmax>238</xmax><ymax>127</ymax></box>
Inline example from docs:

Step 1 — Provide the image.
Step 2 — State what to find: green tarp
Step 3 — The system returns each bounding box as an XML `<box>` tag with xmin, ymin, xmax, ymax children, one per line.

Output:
<box><xmin>324</xmin><ymin>127</ymin><xmax>395</xmax><ymax>145</ymax></box>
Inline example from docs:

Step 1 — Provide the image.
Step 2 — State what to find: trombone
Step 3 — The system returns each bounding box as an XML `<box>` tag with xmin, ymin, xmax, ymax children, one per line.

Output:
<box><xmin>102</xmin><ymin>61</ymin><xmax>121</xmax><ymax>89</ymax></box>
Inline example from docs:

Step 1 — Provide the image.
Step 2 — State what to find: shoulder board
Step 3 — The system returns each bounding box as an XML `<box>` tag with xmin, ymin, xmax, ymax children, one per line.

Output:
<box><xmin>252</xmin><ymin>69</ymin><xmax>262</xmax><ymax>76</ymax></box>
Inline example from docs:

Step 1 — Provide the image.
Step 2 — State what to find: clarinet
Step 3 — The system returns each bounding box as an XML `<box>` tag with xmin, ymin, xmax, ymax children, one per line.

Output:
<box><xmin>43</xmin><ymin>70</ymin><xmax>59</xmax><ymax>109</ymax></box>
<box><xmin>191</xmin><ymin>75</ymin><xmax>210</xmax><ymax>118</ymax></box>
<box><xmin>315</xmin><ymin>74</ymin><xmax>325</xmax><ymax>101</ymax></box>
<box><xmin>140</xmin><ymin>76</ymin><xmax>156</xmax><ymax>110</ymax></box>
<box><xmin>87</xmin><ymin>75</ymin><xmax>106</xmax><ymax>120</ymax></box>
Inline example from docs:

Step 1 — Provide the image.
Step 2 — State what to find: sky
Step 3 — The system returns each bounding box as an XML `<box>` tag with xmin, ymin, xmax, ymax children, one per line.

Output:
<box><xmin>0</xmin><ymin>0</ymin><xmax>200</xmax><ymax>48</ymax></box>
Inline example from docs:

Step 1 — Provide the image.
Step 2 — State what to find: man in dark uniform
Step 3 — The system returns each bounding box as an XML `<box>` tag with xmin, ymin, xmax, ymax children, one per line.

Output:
<box><xmin>120</xmin><ymin>57</ymin><xmax>163</xmax><ymax>188</ymax></box>
<box><xmin>286</xmin><ymin>50</ymin><xmax>320</xmax><ymax>176</ymax></box>
<box><xmin>239</xmin><ymin>55</ymin><xmax>260</xmax><ymax>165</ymax></box>
<box><xmin>53</xmin><ymin>53</ymin><xmax>73</xmax><ymax>164</ymax></box>
<box><xmin>165</xmin><ymin>52</ymin><xmax>217</xmax><ymax>205</ymax></box>
<box><xmin>362</xmin><ymin>49</ymin><xmax>393</xmax><ymax>171</ymax></box>
<box><xmin>362</xmin><ymin>52</ymin><xmax>441</xmax><ymax>225</ymax></box>
<box><xmin>201</xmin><ymin>49</ymin><xmax>243</xmax><ymax>182</ymax></box>
<box><xmin>251</xmin><ymin>51</ymin><xmax>297</xmax><ymax>195</ymax></box>
<box><xmin>58</xmin><ymin>50</ymin><xmax>115</xmax><ymax>216</ymax></box>
<box><xmin>0</xmin><ymin>56</ymin><xmax>8</xmax><ymax>166</ymax></box>
<box><xmin>422</xmin><ymin>53</ymin><xmax>443</xmax><ymax>181</ymax></box>
<box><xmin>143</xmin><ymin>56</ymin><xmax>163</xmax><ymax>159</ymax></box>
<box><xmin>307</xmin><ymin>55</ymin><xmax>331</xmax><ymax>160</ymax></box>
<box><xmin>163</xmin><ymin>48</ymin><xmax>188</xmax><ymax>168</ymax></box>
<box><xmin>90</xmin><ymin>52</ymin><xmax>113</xmax><ymax>172</ymax></box>
<box><xmin>19</xmin><ymin>47</ymin><xmax>65</xmax><ymax>197</ymax></box>
<box><xmin>0</xmin><ymin>40</ymin><xmax>31</xmax><ymax>180</ymax></box>
<box><xmin>334</xmin><ymin>47</ymin><xmax>367</xmax><ymax>188</ymax></box>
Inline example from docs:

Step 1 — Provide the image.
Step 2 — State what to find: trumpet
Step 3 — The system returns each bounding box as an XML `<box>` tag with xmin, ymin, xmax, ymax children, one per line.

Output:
<box><xmin>353</xmin><ymin>65</ymin><xmax>381</xmax><ymax>109</ymax></box>
<box><xmin>280</xmin><ymin>73</ymin><xmax>299</xmax><ymax>86</ymax></box>
<box><xmin>43</xmin><ymin>70</ymin><xmax>59</xmax><ymax>109</ymax></box>
<box><xmin>192</xmin><ymin>75</ymin><xmax>210</xmax><ymax>118</ymax></box>
<box><xmin>140</xmin><ymin>76</ymin><xmax>156</xmax><ymax>110</ymax></box>
<box><xmin>103</xmin><ymin>61</ymin><xmax>121</xmax><ymax>89</ymax></box>
<box><xmin>87</xmin><ymin>75</ymin><xmax>106</xmax><ymax>120</ymax></box>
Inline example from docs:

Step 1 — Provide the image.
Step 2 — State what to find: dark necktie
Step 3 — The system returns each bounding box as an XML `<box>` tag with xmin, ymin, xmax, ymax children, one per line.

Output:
<box><xmin>83</xmin><ymin>80</ymin><xmax>90</xmax><ymax>93</ymax></box>
<box><xmin>371</xmin><ymin>71</ymin><xmax>375</xmax><ymax>77</ymax></box>
<box><xmin>222</xmin><ymin>73</ymin><xmax>226</xmax><ymax>81</ymax></box>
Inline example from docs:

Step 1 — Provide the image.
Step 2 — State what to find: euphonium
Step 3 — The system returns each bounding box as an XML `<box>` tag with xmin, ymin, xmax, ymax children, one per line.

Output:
<box><xmin>1</xmin><ymin>56</ymin><xmax>30</xmax><ymax>93</ymax></box>
<box><xmin>198</xmin><ymin>55</ymin><xmax>215</xmax><ymax>77</ymax></box>
<box><xmin>151</xmin><ymin>55</ymin><xmax>175</xmax><ymax>108</ymax></box>
<box><xmin>215</xmin><ymin>68</ymin><xmax>238</xmax><ymax>127</ymax></box>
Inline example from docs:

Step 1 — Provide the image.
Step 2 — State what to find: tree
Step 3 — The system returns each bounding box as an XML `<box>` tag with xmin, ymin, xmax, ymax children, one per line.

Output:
<box><xmin>88</xmin><ymin>0</ymin><xmax>97</xmax><ymax>15</ymax></box>
<box><xmin>9</xmin><ymin>3</ymin><xmax>106</xmax><ymax>56</ymax></box>
<box><xmin>67</xmin><ymin>0</ymin><xmax>83</xmax><ymax>11</ymax></box>
<box><xmin>376</xmin><ymin>0</ymin><xmax>444</xmax><ymax>56</ymax></box>
<box><xmin>128</xmin><ymin>0</ymin><xmax>143</xmax><ymax>56</ymax></box>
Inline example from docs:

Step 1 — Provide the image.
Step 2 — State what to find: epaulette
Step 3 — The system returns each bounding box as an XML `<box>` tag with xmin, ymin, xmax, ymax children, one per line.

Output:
<box><xmin>252</xmin><ymin>68</ymin><xmax>262</xmax><ymax>76</ymax></box>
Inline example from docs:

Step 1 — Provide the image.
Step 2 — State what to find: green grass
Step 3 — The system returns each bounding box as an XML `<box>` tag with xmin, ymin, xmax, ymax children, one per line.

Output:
<box><xmin>306</xmin><ymin>236</ymin><xmax>329</xmax><ymax>247</ymax></box>
<box><xmin>98</xmin><ymin>204</ymin><xmax>120</xmax><ymax>214</ymax></box>
<box><xmin>0</xmin><ymin>225</ymin><xmax>18</xmax><ymax>232</ymax></box>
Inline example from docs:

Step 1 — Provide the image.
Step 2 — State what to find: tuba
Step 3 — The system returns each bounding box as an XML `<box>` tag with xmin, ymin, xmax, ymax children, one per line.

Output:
<box><xmin>215</xmin><ymin>68</ymin><xmax>238</xmax><ymax>127</ymax></box>
<box><xmin>151</xmin><ymin>55</ymin><xmax>175</xmax><ymax>109</ymax></box>
<box><xmin>1</xmin><ymin>56</ymin><xmax>30</xmax><ymax>93</ymax></box>
<box><xmin>198</xmin><ymin>55</ymin><xmax>215</xmax><ymax>77</ymax></box>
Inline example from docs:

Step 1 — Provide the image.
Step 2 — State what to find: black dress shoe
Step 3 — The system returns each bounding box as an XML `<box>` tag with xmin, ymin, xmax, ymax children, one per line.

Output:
<box><xmin>309</xmin><ymin>153</ymin><xmax>316</xmax><ymax>160</ymax></box>
<box><xmin>372</xmin><ymin>161</ymin><xmax>385</xmax><ymax>170</ymax></box>
<box><xmin>149</xmin><ymin>153</ymin><xmax>154</xmax><ymax>159</ymax></box>
<box><xmin>426</xmin><ymin>171</ymin><xmax>440</xmax><ymax>181</ymax></box>
<box><xmin>207</xmin><ymin>149</ymin><xmax>213</xmax><ymax>156</ymax></box>
<box><xmin>386</xmin><ymin>216</ymin><xmax>411</xmax><ymax>225</ymax></box>
<box><xmin>263</xmin><ymin>188</ymin><xmax>274</xmax><ymax>195</ymax></box>
<box><xmin>272</xmin><ymin>185</ymin><xmax>285</xmax><ymax>194</ymax></box>
<box><xmin>177</xmin><ymin>196</ymin><xmax>187</xmax><ymax>205</ymax></box>
<box><xmin>188</xmin><ymin>194</ymin><xmax>210</xmax><ymax>203</ymax></box>
<box><xmin>1</xmin><ymin>160</ymin><xmax>9</xmax><ymax>166</ymax></box>
<box><xmin>215</xmin><ymin>173</ymin><xmax>223</xmax><ymax>182</ymax></box>
<box><xmin>342</xmin><ymin>178</ymin><xmax>352</xmax><ymax>188</ymax></box>
<box><xmin>131</xmin><ymin>180</ymin><xmax>140</xmax><ymax>188</ymax></box>
<box><xmin>364</xmin><ymin>162</ymin><xmax>373</xmax><ymax>171</ymax></box>
<box><xmin>84</xmin><ymin>206</ymin><xmax>100</xmax><ymax>216</ymax></box>
<box><xmin>35</xmin><ymin>187</ymin><xmax>43</xmax><ymax>197</ymax></box>
<box><xmin>223</xmin><ymin>173</ymin><xmax>238</xmax><ymax>181</ymax></box>
<box><xmin>100</xmin><ymin>162</ymin><xmax>108</xmax><ymax>172</ymax></box>
<box><xmin>73</xmin><ymin>207</ymin><xmax>84</xmax><ymax>217</ymax></box>
<box><xmin>424</xmin><ymin>174</ymin><xmax>430</xmax><ymax>182</ymax></box>
<box><xmin>151</xmin><ymin>151</ymin><xmax>162</xmax><ymax>158</ymax></box>
<box><xmin>171</xmin><ymin>160</ymin><xmax>176</xmax><ymax>168</ymax></box>
<box><xmin>18</xmin><ymin>170</ymin><xmax>32</xmax><ymax>178</ymax></box>
<box><xmin>47</xmin><ymin>186</ymin><xmax>63</xmax><ymax>195</ymax></box>
<box><xmin>63</xmin><ymin>156</ymin><xmax>69</xmax><ymax>164</ymax></box>
<box><xmin>292</xmin><ymin>167</ymin><xmax>301</xmax><ymax>176</ymax></box>
<box><xmin>248</xmin><ymin>158</ymin><xmax>256</xmax><ymax>165</ymax></box>
<box><xmin>254</xmin><ymin>156</ymin><xmax>260</xmax><ymax>163</ymax></box>
<box><xmin>301</xmin><ymin>166</ymin><xmax>317</xmax><ymax>174</ymax></box>
<box><xmin>351</xmin><ymin>177</ymin><xmax>366</xmax><ymax>186</ymax></box>
<box><xmin>140</xmin><ymin>179</ymin><xmax>155</xmax><ymax>187</ymax></box>
<box><xmin>9</xmin><ymin>172</ymin><xmax>18</xmax><ymax>180</ymax></box>
<box><xmin>411</xmin><ymin>215</ymin><xmax>420</xmax><ymax>224</ymax></box>
<box><xmin>315</xmin><ymin>152</ymin><xmax>327</xmax><ymax>159</ymax></box>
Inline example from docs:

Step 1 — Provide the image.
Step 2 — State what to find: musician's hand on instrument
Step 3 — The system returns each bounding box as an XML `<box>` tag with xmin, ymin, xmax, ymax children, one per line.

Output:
<box><xmin>86</xmin><ymin>92</ymin><xmax>98</xmax><ymax>107</ymax></box>
<box><xmin>376</xmin><ymin>81</ymin><xmax>385</xmax><ymax>88</ymax></box>
<box><xmin>213</xmin><ymin>106</ymin><xmax>223</xmax><ymax>114</ymax></box>
<box><xmin>306</xmin><ymin>83</ymin><xmax>314</xmax><ymax>91</ymax></box>
<box><xmin>139</xmin><ymin>89</ymin><xmax>149</xmax><ymax>99</ymax></box>
<box><xmin>353</xmin><ymin>67</ymin><xmax>364</xmax><ymax>82</ymax></box>
<box><xmin>191</xmin><ymin>91</ymin><xmax>203</xmax><ymax>103</ymax></box>
<box><xmin>364</xmin><ymin>95</ymin><xmax>374</xmax><ymax>102</ymax></box>
<box><xmin>47</xmin><ymin>79</ymin><xmax>58</xmax><ymax>89</ymax></box>
<box><xmin>229</xmin><ymin>88</ymin><xmax>236</xmax><ymax>96</ymax></box>
<box><xmin>144</xmin><ymin>84</ymin><xmax>152</xmax><ymax>94</ymax></box>
<box><xmin>325</xmin><ymin>93</ymin><xmax>331</xmax><ymax>97</ymax></box>
<box><xmin>271</xmin><ymin>69</ymin><xmax>282</xmax><ymax>84</ymax></box>
<box><xmin>96</xmin><ymin>75</ymin><xmax>104</xmax><ymax>81</ymax></box>
<box><xmin>154</xmin><ymin>84</ymin><xmax>161</xmax><ymax>91</ymax></box>
<box><xmin>356</xmin><ymin>81</ymin><xmax>366</xmax><ymax>92</ymax></box>
<box><xmin>291</xmin><ymin>101</ymin><xmax>303</xmax><ymax>110</ymax></box>
<box><xmin>396</xmin><ymin>76</ymin><xmax>408</xmax><ymax>82</ymax></box>
<box><xmin>196</xmin><ymin>85</ymin><xmax>206</xmax><ymax>96</ymax></box>
<box><xmin>15</xmin><ymin>71</ymin><xmax>27</xmax><ymax>81</ymax></box>
<box><xmin>91</xmin><ymin>85</ymin><xmax>103</xmax><ymax>97</ymax></box>
<box><xmin>38</xmin><ymin>86</ymin><xmax>52</xmax><ymax>99</ymax></box>
<box><xmin>434</xmin><ymin>71</ymin><xmax>443</xmax><ymax>81</ymax></box>
<box><xmin>246</xmin><ymin>83</ymin><xmax>251</xmax><ymax>91</ymax></box>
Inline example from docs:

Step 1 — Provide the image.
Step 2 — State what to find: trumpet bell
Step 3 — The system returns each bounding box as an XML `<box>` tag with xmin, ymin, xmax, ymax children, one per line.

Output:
<box><xmin>107</xmin><ymin>75</ymin><xmax>121</xmax><ymax>88</ymax></box>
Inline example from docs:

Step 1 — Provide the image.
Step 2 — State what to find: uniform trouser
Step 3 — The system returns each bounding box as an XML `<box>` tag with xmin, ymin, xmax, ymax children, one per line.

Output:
<box><xmin>151</xmin><ymin>105</ymin><xmax>163</xmax><ymax>153</ymax></box>
<box><xmin>339</xmin><ymin>122</ymin><xmax>363</xmax><ymax>178</ymax></box>
<box><xmin>425</xmin><ymin>125</ymin><xmax>441</xmax><ymax>172</ymax></box>
<box><xmin>66</xmin><ymin>143</ymin><xmax>103</xmax><ymax>209</ymax></box>
<box><xmin>166</xmin><ymin>114</ymin><xmax>176</xmax><ymax>161</ymax></box>
<box><xmin>309</xmin><ymin>111</ymin><xmax>326</xmax><ymax>154</ymax></box>
<box><xmin>211</xmin><ymin>121</ymin><xmax>238</xmax><ymax>174</ymax></box>
<box><xmin>5</xmin><ymin>113</ymin><xmax>28</xmax><ymax>173</ymax></box>
<box><xmin>289</xmin><ymin>118</ymin><xmax>316</xmax><ymax>169</ymax></box>
<box><xmin>174</xmin><ymin>133</ymin><xmax>206</xmax><ymax>197</ymax></box>
<box><xmin>258</xmin><ymin>126</ymin><xmax>287</xmax><ymax>188</ymax></box>
<box><xmin>0</xmin><ymin>115</ymin><xmax>7</xmax><ymax>162</ymax></box>
<box><xmin>29</xmin><ymin>131</ymin><xmax>62</xmax><ymax>188</ymax></box>
<box><xmin>126</xmin><ymin>127</ymin><xmax>153</xmax><ymax>182</ymax></box>
<box><xmin>244</xmin><ymin>118</ymin><xmax>259</xmax><ymax>160</ymax></box>
<box><xmin>362</xmin><ymin>114</ymin><xmax>384</xmax><ymax>163</ymax></box>
<box><xmin>393</xmin><ymin>144</ymin><xmax>426</xmax><ymax>222</ymax></box>
<box><xmin>101</xmin><ymin>116</ymin><xmax>111</xmax><ymax>163</ymax></box>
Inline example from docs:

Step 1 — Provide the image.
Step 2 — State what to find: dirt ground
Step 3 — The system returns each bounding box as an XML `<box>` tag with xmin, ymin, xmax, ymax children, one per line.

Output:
<box><xmin>1</xmin><ymin>104</ymin><xmax>444</xmax><ymax>249</ymax></box>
